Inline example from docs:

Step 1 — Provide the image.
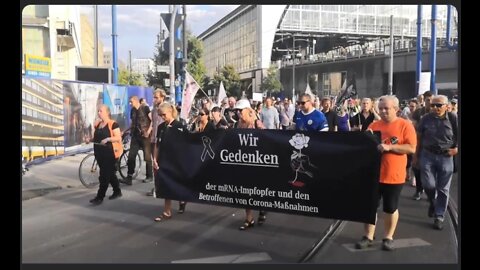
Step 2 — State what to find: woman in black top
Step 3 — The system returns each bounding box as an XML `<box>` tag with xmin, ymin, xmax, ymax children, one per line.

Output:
<box><xmin>190</xmin><ymin>107</ymin><xmax>216</xmax><ymax>133</ymax></box>
<box><xmin>211</xmin><ymin>106</ymin><xmax>229</xmax><ymax>129</ymax></box>
<box><xmin>153</xmin><ymin>102</ymin><xmax>186</xmax><ymax>221</ymax></box>
<box><xmin>90</xmin><ymin>105</ymin><xmax>122</xmax><ymax>205</ymax></box>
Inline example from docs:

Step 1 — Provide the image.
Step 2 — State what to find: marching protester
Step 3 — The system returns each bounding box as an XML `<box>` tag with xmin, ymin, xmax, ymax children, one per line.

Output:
<box><xmin>321</xmin><ymin>97</ymin><xmax>338</xmax><ymax>131</ymax></box>
<box><xmin>293</xmin><ymin>93</ymin><xmax>329</xmax><ymax>131</ymax></box>
<box><xmin>190</xmin><ymin>107</ymin><xmax>216</xmax><ymax>133</ymax></box>
<box><xmin>415</xmin><ymin>95</ymin><xmax>458</xmax><ymax>230</ymax></box>
<box><xmin>123</xmin><ymin>96</ymin><xmax>153</xmax><ymax>185</ymax></box>
<box><xmin>89</xmin><ymin>105</ymin><xmax>123</xmax><ymax>205</ymax></box>
<box><xmin>410</xmin><ymin>91</ymin><xmax>433</xmax><ymax>199</ymax></box>
<box><xmin>224</xmin><ymin>97</ymin><xmax>238</xmax><ymax>128</ymax></box>
<box><xmin>153</xmin><ymin>102</ymin><xmax>187</xmax><ymax>221</ymax></box>
<box><xmin>210</xmin><ymin>105</ymin><xmax>229</xmax><ymax>129</ymax></box>
<box><xmin>350</xmin><ymin>98</ymin><xmax>379</xmax><ymax>131</ymax></box>
<box><xmin>233</xmin><ymin>99</ymin><xmax>267</xmax><ymax>230</ymax></box>
<box><xmin>146</xmin><ymin>88</ymin><xmax>167</xmax><ymax>197</ymax></box>
<box><xmin>259</xmin><ymin>97</ymin><xmax>280</xmax><ymax>130</ymax></box>
<box><xmin>355</xmin><ymin>95</ymin><xmax>416</xmax><ymax>251</ymax></box>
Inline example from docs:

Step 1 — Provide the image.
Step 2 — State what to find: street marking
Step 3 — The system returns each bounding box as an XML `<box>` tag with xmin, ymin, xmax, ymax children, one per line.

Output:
<box><xmin>171</xmin><ymin>252</ymin><xmax>272</xmax><ymax>263</ymax></box>
<box><xmin>343</xmin><ymin>238</ymin><xmax>431</xmax><ymax>252</ymax></box>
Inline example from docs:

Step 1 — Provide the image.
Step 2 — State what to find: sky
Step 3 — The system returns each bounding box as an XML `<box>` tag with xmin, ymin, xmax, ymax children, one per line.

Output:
<box><xmin>80</xmin><ymin>5</ymin><xmax>239</xmax><ymax>63</ymax></box>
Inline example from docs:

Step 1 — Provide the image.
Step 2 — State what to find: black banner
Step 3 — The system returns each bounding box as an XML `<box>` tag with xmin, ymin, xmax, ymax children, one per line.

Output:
<box><xmin>156</xmin><ymin>129</ymin><xmax>381</xmax><ymax>224</ymax></box>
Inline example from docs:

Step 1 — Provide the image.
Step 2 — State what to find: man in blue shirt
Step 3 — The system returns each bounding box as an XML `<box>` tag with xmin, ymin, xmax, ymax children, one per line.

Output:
<box><xmin>293</xmin><ymin>94</ymin><xmax>328</xmax><ymax>131</ymax></box>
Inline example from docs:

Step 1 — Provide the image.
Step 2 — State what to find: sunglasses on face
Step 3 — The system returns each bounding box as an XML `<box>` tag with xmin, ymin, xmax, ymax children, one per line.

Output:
<box><xmin>199</xmin><ymin>113</ymin><xmax>206</xmax><ymax>116</ymax></box>
<box><xmin>430</xmin><ymin>103</ymin><xmax>445</xmax><ymax>108</ymax></box>
<box><xmin>297</xmin><ymin>101</ymin><xmax>309</xmax><ymax>105</ymax></box>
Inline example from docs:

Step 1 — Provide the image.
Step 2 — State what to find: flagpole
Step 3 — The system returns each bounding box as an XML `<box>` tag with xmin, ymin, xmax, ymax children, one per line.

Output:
<box><xmin>184</xmin><ymin>69</ymin><xmax>213</xmax><ymax>103</ymax></box>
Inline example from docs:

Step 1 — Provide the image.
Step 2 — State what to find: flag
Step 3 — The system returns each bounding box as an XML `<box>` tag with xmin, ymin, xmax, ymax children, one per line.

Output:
<box><xmin>217</xmin><ymin>81</ymin><xmax>227</xmax><ymax>106</ymax></box>
<box><xmin>181</xmin><ymin>71</ymin><xmax>201</xmax><ymax>120</ymax></box>
<box><xmin>305</xmin><ymin>81</ymin><xmax>313</xmax><ymax>96</ymax></box>
<box><xmin>335</xmin><ymin>75</ymin><xmax>357</xmax><ymax>108</ymax></box>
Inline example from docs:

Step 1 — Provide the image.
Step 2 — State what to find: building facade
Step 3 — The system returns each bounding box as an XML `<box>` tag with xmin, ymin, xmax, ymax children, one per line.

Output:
<box><xmin>80</xmin><ymin>14</ymin><xmax>104</xmax><ymax>67</ymax></box>
<box><xmin>198</xmin><ymin>5</ymin><xmax>458</xmax><ymax>98</ymax></box>
<box><xmin>22</xmin><ymin>5</ymin><xmax>85</xmax><ymax>81</ymax></box>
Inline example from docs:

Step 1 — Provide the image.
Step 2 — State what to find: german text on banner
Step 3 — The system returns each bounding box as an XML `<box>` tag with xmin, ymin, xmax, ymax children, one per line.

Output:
<box><xmin>155</xmin><ymin>129</ymin><xmax>381</xmax><ymax>224</ymax></box>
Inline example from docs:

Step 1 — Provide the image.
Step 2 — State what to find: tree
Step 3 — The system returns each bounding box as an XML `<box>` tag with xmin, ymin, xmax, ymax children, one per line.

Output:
<box><xmin>186</xmin><ymin>35</ymin><xmax>207</xmax><ymax>86</ymax></box>
<box><xmin>260</xmin><ymin>65</ymin><xmax>282</xmax><ymax>97</ymax></box>
<box><xmin>118</xmin><ymin>69</ymin><xmax>144</xmax><ymax>86</ymax></box>
<box><xmin>146</xmin><ymin>42</ymin><xmax>169</xmax><ymax>88</ymax></box>
<box><xmin>147</xmin><ymin>33</ymin><xmax>207</xmax><ymax>92</ymax></box>
<box><xmin>212</xmin><ymin>65</ymin><xmax>241</xmax><ymax>98</ymax></box>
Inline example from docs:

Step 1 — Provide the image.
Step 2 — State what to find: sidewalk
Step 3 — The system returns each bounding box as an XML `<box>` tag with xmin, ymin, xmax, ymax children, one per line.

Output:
<box><xmin>21</xmin><ymin>154</ymin><xmax>90</xmax><ymax>201</ymax></box>
<box><xmin>22</xmin><ymin>178</ymin><xmax>61</xmax><ymax>201</ymax></box>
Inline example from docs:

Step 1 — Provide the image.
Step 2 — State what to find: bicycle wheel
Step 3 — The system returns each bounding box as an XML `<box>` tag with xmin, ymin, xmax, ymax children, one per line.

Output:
<box><xmin>118</xmin><ymin>150</ymin><xmax>142</xmax><ymax>180</ymax></box>
<box><xmin>78</xmin><ymin>153</ymin><xmax>100</xmax><ymax>189</ymax></box>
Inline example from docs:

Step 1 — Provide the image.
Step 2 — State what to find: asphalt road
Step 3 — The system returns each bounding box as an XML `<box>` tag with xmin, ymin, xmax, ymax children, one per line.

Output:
<box><xmin>21</xmin><ymin>153</ymin><xmax>459</xmax><ymax>265</ymax></box>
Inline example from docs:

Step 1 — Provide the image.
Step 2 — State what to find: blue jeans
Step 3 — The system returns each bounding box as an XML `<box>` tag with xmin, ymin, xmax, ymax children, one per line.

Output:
<box><xmin>420</xmin><ymin>150</ymin><xmax>454</xmax><ymax>221</ymax></box>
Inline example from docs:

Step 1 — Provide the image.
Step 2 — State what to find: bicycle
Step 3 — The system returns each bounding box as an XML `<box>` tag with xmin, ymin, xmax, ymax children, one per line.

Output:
<box><xmin>78</xmin><ymin>131</ymin><xmax>143</xmax><ymax>188</ymax></box>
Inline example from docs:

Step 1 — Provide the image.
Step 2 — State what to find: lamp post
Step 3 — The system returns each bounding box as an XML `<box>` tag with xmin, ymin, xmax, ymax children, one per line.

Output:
<box><xmin>292</xmin><ymin>35</ymin><xmax>295</xmax><ymax>103</ymax></box>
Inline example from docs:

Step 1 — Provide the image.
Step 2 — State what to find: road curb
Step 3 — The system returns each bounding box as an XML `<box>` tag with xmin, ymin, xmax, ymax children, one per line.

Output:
<box><xmin>22</xmin><ymin>186</ymin><xmax>62</xmax><ymax>201</ymax></box>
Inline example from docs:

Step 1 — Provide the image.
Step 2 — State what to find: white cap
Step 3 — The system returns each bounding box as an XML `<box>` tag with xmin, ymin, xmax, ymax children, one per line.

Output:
<box><xmin>234</xmin><ymin>99</ymin><xmax>251</xmax><ymax>110</ymax></box>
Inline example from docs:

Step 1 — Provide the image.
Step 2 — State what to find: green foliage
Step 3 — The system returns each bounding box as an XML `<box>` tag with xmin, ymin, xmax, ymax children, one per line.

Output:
<box><xmin>186</xmin><ymin>35</ymin><xmax>207</xmax><ymax>86</ymax></box>
<box><xmin>260</xmin><ymin>65</ymin><xmax>282</xmax><ymax>96</ymax></box>
<box><xmin>212</xmin><ymin>65</ymin><xmax>241</xmax><ymax>98</ymax></box>
<box><xmin>146</xmin><ymin>43</ymin><xmax>169</xmax><ymax>88</ymax></box>
<box><xmin>118</xmin><ymin>69</ymin><xmax>144</xmax><ymax>86</ymax></box>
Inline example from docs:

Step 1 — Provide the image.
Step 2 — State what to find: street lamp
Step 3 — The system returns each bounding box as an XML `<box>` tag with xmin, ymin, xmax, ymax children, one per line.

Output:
<box><xmin>292</xmin><ymin>35</ymin><xmax>296</xmax><ymax>103</ymax></box>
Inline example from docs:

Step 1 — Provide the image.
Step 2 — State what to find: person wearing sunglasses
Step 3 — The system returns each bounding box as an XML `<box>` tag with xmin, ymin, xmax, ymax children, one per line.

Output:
<box><xmin>293</xmin><ymin>94</ymin><xmax>328</xmax><ymax>131</ymax></box>
<box><xmin>415</xmin><ymin>95</ymin><xmax>458</xmax><ymax>231</ymax></box>
<box><xmin>232</xmin><ymin>99</ymin><xmax>268</xmax><ymax>230</ymax></box>
<box><xmin>190</xmin><ymin>107</ymin><xmax>215</xmax><ymax>133</ymax></box>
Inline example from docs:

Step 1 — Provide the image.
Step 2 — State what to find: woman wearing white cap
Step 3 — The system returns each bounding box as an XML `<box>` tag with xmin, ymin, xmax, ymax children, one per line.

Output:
<box><xmin>233</xmin><ymin>99</ymin><xmax>268</xmax><ymax>230</ymax></box>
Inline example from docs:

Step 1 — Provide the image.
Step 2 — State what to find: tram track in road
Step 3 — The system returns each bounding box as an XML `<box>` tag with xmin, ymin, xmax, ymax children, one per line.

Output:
<box><xmin>447</xmin><ymin>197</ymin><xmax>458</xmax><ymax>246</ymax></box>
<box><xmin>297</xmin><ymin>219</ymin><xmax>344</xmax><ymax>263</ymax></box>
<box><xmin>298</xmin><ymin>197</ymin><xmax>458</xmax><ymax>263</ymax></box>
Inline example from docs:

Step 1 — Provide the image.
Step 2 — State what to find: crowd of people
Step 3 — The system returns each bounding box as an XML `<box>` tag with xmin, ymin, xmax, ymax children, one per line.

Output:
<box><xmin>88</xmin><ymin>88</ymin><xmax>458</xmax><ymax>252</ymax></box>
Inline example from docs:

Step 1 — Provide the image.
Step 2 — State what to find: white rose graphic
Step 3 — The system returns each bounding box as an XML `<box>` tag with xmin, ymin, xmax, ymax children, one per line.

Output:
<box><xmin>289</xmin><ymin>133</ymin><xmax>316</xmax><ymax>187</ymax></box>
<box><xmin>289</xmin><ymin>133</ymin><xmax>310</xmax><ymax>150</ymax></box>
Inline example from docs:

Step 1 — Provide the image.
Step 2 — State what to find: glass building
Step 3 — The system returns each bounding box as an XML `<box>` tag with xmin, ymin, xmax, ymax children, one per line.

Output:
<box><xmin>198</xmin><ymin>5</ymin><xmax>458</xmax><ymax>96</ymax></box>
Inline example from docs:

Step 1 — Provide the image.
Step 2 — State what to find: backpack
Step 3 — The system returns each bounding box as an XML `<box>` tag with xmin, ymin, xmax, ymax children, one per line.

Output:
<box><xmin>107</xmin><ymin>120</ymin><xmax>123</xmax><ymax>159</ymax></box>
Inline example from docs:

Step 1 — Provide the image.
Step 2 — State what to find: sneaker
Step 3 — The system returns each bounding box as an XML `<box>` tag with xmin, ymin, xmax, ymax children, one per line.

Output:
<box><xmin>355</xmin><ymin>236</ymin><xmax>373</xmax><ymax>249</ymax></box>
<box><xmin>258</xmin><ymin>211</ymin><xmax>267</xmax><ymax>225</ymax></box>
<box><xmin>89</xmin><ymin>197</ymin><xmax>103</xmax><ymax>205</ymax></box>
<box><xmin>412</xmin><ymin>191</ymin><xmax>422</xmax><ymax>201</ymax></box>
<box><xmin>120</xmin><ymin>175</ymin><xmax>132</xmax><ymax>185</ymax></box>
<box><xmin>382</xmin><ymin>238</ymin><xmax>395</xmax><ymax>251</ymax></box>
<box><xmin>108</xmin><ymin>192</ymin><xmax>122</xmax><ymax>200</ymax></box>
<box><xmin>428</xmin><ymin>203</ymin><xmax>435</xmax><ymax>218</ymax></box>
<box><xmin>433</xmin><ymin>218</ymin><xmax>444</xmax><ymax>230</ymax></box>
<box><xmin>178</xmin><ymin>202</ymin><xmax>186</xmax><ymax>214</ymax></box>
<box><xmin>142</xmin><ymin>177</ymin><xmax>153</xmax><ymax>183</ymax></box>
<box><xmin>146</xmin><ymin>188</ymin><xmax>155</xmax><ymax>196</ymax></box>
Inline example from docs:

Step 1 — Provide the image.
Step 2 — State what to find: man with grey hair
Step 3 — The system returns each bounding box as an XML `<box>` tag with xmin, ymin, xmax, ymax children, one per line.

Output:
<box><xmin>415</xmin><ymin>94</ymin><xmax>458</xmax><ymax>230</ymax></box>
<box><xmin>355</xmin><ymin>95</ymin><xmax>416</xmax><ymax>251</ymax></box>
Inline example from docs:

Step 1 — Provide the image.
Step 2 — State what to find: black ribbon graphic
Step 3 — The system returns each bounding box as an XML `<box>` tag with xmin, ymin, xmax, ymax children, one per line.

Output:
<box><xmin>201</xmin><ymin>136</ymin><xmax>215</xmax><ymax>162</ymax></box>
